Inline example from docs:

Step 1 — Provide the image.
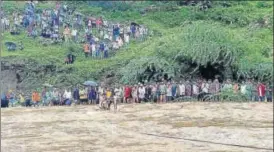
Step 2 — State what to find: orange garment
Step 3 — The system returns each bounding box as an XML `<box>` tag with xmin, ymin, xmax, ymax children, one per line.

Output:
<box><xmin>32</xmin><ymin>92</ymin><xmax>40</xmax><ymax>102</ymax></box>
<box><xmin>63</xmin><ymin>28</ymin><xmax>71</xmax><ymax>36</ymax></box>
<box><xmin>83</xmin><ymin>44</ymin><xmax>90</xmax><ymax>53</ymax></box>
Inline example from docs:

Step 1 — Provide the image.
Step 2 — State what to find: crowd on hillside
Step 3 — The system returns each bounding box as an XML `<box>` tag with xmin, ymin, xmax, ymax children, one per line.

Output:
<box><xmin>1</xmin><ymin>78</ymin><xmax>273</xmax><ymax>108</ymax></box>
<box><xmin>1</xmin><ymin>1</ymin><xmax>149</xmax><ymax>63</ymax></box>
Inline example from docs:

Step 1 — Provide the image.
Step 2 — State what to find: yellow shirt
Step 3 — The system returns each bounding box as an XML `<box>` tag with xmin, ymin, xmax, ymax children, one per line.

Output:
<box><xmin>19</xmin><ymin>94</ymin><xmax>25</xmax><ymax>103</ymax></box>
<box><xmin>106</xmin><ymin>91</ymin><xmax>112</xmax><ymax>98</ymax></box>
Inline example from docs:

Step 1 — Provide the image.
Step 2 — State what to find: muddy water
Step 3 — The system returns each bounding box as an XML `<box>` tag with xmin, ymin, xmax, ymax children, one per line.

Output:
<box><xmin>1</xmin><ymin>102</ymin><xmax>273</xmax><ymax>152</ymax></box>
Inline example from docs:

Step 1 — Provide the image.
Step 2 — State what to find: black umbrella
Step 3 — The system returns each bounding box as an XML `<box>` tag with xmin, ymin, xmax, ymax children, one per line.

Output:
<box><xmin>131</xmin><ymin>22</ymin><xmax>139</xmax><ymax>27</ymax></box>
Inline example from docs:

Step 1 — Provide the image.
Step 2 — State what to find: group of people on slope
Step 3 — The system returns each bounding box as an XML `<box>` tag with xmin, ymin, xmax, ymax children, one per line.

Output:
<box><xmin>2</xmin><ymin>1</ymin><xmax>148</xmax><ymax>63</ymax></box>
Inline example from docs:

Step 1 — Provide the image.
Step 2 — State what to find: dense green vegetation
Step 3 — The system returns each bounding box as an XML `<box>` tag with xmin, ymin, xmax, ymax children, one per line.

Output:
<box><xmin>1</xmin><ymin>1</ymin><xmax>273</xmax><ymax>90</ymax></box>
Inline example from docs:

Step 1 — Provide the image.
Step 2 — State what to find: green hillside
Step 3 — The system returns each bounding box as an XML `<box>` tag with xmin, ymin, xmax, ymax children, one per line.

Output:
<box><xmin>1</xmin><ymin>1</ymin><xmax>273</xmax><ymax>91</ymax></box>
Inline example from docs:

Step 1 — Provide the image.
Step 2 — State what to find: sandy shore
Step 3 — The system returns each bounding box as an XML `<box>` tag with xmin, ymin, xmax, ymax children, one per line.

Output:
<box><xmin>1</xmin><ymin>102</ymin><xmax>273</xmax><ymax>152</ymax></box>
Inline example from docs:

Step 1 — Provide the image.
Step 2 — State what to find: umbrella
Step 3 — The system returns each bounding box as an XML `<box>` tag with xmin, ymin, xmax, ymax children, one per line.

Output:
<box><xmin>131</xmin><ymin>22</ymin><xmax>139</xmax><ymax>27</ymax></box>
<box><xmin>43</xmin><ymin>83</ymin><xmax>53</xmax><ymax>87</ymax></box>
<box><xmin>102</xmin><ymin>38</ymin><xmax>111</xmax><ymax>43</ymax></box>
<box><xmin>83</xmin><ymin>81</ymin><xmax>98</xmax><ymax>87</ymax></box>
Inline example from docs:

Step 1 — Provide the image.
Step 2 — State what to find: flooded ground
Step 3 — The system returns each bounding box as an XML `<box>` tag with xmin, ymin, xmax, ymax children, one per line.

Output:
<box><xmin>1</xmin><ymin>102</ymin><xmax>273</xmax><ymax>152</ymax></box>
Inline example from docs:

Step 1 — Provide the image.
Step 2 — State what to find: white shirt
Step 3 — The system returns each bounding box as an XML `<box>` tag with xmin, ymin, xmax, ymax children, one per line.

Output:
<box><xmin>192</xmin><ymin>85</ymin><xmax>199</xmax><ymax>95</ymax></box>
<box><xmin>98</xmin><ymin>87</ymin><xmax>104</xmax><ymax>95</ymax></box>
<box><xmin>114</xmin><ymin>88</ymin><xmax>122</xmax><ymax>97</ymax></box>
<box><xmin>63</xmin><ymin>91</ymin><xmax>72</xmax><ymax>99</ymax></box>
<box><xmin>241</xmin><ymin>84</ymin><xmax>247</xmax><ymax>95</ymax></box>
<box><xmin>179</xmin><ymin>84</ymin><xmax>185</xmax><ymax>96</ymax></box>
<box><xmin>118</xmin><ymin>38</ymin><xmax>123</xmax><ymax>47</ymax></box>
<box><xmin>104</xmin><ymin>33</ymin><xmax>109</xmax><ymax>39</ymax></box>
<box><xmin>138</xmin><ymin>87</ymin><xmax>145</xmax><ymax>99</ymax></box>
<box><xmin>113</xmin><ymin>42</ymin><xmax>119</xmax><ymax>49</ymax></box>
<box><xmin>166</xmin><ymin>86</ymin><xmax>172</xmax><ymax>97</ymax></box>
<box><xmin>124</xmin><ymin>34</ymin><xmax>129</xmax><ymax>43</ymax></box>
<box><xmin>71</xmin><ymin>29</ymin><xmax>77</xmax><ymax>36</ymax></box>
<box><xmin>1</xmin><ymin>18</ymin><xmax>4</xmax><ymax>24</ymax></box>
<box><xmin>132</xmin><ymin>88</ymin><xmax>138</xmax><ymax>98</ymax></box>
<box><xmin>91</xmin><ymin>44</ymin><xmax>96</xmax><ymax>52</ymax></box>
<box><xmin>5</xmin><ymin>19</ymin><xmax>9</xmax><ymax>25</ymax></box>
<box><xmin>202</xmin><ymin>83</ymin><xmax>209</xmax><ymax>93</ymax></box>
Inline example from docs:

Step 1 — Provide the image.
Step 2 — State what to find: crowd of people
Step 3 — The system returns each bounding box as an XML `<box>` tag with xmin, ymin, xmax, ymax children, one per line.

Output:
<box><xmin>2</xmin><ymin>1</ymin><xmax>149</xmax><ymax>63</ymax></box>
<box><xmin>1</xmin><ymin>78</ymin><xmax>272</xmax><ymax>109</ymax></box>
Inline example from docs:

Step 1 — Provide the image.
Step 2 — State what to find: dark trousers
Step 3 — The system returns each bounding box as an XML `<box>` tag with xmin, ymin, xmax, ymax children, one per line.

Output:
<box><xmin>1</xmin><ymin>99</ymin><xmax>9</xmax><ymax>108</ymax></box>
<box><xmin>85</xmin><ymin>52</ymin><xmax>89</xmax><ymax>58</ymax></box>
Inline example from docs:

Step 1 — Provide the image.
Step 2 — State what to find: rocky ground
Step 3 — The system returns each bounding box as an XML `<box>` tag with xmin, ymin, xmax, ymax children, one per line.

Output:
<box><xmin>1</xmin><ymin>102</ymin><xmax>273</xmax><ymax>152</ymax></box>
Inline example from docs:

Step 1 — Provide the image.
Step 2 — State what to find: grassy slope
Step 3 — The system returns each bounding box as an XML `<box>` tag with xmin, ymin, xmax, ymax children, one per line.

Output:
<box><xmin>2</xmin><ymin>1</ymin><xmax>273</xmax><ymax>85</ymax></box>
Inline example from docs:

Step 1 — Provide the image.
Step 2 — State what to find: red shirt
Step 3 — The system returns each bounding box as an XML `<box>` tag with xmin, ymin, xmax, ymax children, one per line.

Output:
<box><xmin>96</xmin><ymin>19</ymin><xmax>102</xmax><ymax>25</ymax></box>
<box><xmin>257</xmin><ymin>84</ymin><xmax>266</xmax><ymax>96</ymax></box>
<box><xmin>124</xmin><ymin>87</ymin><xmax>131</xmax><ymax>98</ymax></box>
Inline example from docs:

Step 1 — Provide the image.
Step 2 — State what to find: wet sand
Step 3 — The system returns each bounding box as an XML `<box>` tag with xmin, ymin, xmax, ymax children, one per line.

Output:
<box><xmin>1</xmin><ymin>102</ymin><xmax>273</xmax><ymax>152</ymax></box>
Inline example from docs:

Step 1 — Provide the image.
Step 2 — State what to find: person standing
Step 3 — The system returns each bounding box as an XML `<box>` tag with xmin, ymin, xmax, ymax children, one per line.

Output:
<box><xmin>159</xmin><ymin>82</ymin><xmax>167</xmax><ymax>103</ymax></box>
<box><xmin>73</xmin><ymin>86</ymin><xmax>80</xmax><ymax>104</ymax></box>
<box><xmin>192</xmin><ymin>81</ymin><xmax>199</xmax><ymax>100</ymax></box>
<box><xmin>83</xmin><ymin>43</ymin><xmax>90</xmax><ymax>58</ymax></box>
<box><xmin>171</xmin><ymin>81</ymin><xmax>177</xmax><ymax>101</ymax></box>
<box><xmin>257</xmin><ymin>82</ymin><xmax>266</xmax><ymax>102</ymax></box>
<box><xmin>63</xmin><ymin>89</ymin><xmax>72</xmax><ymax>106</ymax></box>
<box><xmin>178</xmin><ymin>81</ymin><xmax>185</xmax><ymax>97</ymax></box>
<box><xmin>32</xmin><ymin>90</ymin><xmax>41</xmax><ymax>107</ymax></box>
<box><xmin>63</xmin><ymin>25</ymin><xmax>71</xmax><ymax>42</ymax></box>
<box><xmin>71</xmin><ymin>28</ymin><xmax>77</xmax><ymax>42</ymax></box>
<box><xmin>138</xmin><ymin>84</ymin><xmax>146</xmax><ymax>103</ymax></box>
<box><xmin>246</xmin><ymin>80</ymin><xmax>253</xmax><ymax>101</ymax></box>
<box><xmin>114</xmin><ymin>85</ymin><xmax>123</xmax><ymax>109</ymax></box>
<box><xmin>212</xmin><ymin>78</ymin><xmax>220</xmax><ymax>101</ymax></box>
<box><xmin>124</xmin><ymin>85</ymin><xmax>132</xmax><ymax>103</ymax></box>
<box><xmin>131</xmin><ymin>85</ymin><xmax>138</xmax><ymax>103</ymax></box>
<box><xmin>166</xmin><ymin>83</ymin><xmax>172</xmax><ymax>102</ymax></box>
<box><xmin>185</xmin><ymin>80</ymin><xmax>192</xmax><ymax>97</ymax></box>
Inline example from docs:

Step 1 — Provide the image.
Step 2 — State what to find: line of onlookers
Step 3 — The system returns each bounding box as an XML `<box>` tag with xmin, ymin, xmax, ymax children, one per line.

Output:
<box><xmin>1</xmin><ymin>78</ymin><xmax>272</xmax><ymax>108</ymax></box>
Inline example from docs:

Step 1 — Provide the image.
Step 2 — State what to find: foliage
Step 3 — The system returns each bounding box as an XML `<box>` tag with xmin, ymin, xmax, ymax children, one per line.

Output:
<box><xmin>1</xmin><ymin>1</ymin><xmax>273</xmax><ymax>92</ymax></box>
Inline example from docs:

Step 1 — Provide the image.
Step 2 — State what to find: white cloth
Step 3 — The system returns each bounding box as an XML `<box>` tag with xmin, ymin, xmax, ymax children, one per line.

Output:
<box><xmin>179</xmin><ymin>84</ymin><xmax>185</xmax><ymax>96</ymax></box>
<box><xmin>118</xmin><ymin>38</ymin><xmax>123</xmax><ymax>47</ymax></box>
<box><xmin>124</xmin><ymin>34</ymin><xmax>129</xmax><ymax>43</ymax></box>
<box><xmin>240</xmin><ymin>84</ymin><xmax>247</xmax><ymax>95</ymax></box>
<box><xmin>166</xmin><ymin>86</ymin><xmax>172</xmax><ymax>97</ymax></box>
<box><xmin>63</xmin><ymin>91</ymin><xmax>72</xmax><ymax>99</ymax></box>
<box><xmin>71</xmin><ymin>29</ymin><xmax>77</xmax><ymax>36</ymax></box>
<box><xmin>114</xmin><ymin>88</ymin><xmax>122</xmax><ymax>97</ymax></box>
<box><xmin>91</xmin><ymin>44</ymin><xmax>96</xmax><ymax>52</ymax></box>
<box><xmin>132</xmin><ymin>88</ymin><xmax>138</xmax><ymax>98</ymax></box>
<box><xmin>98</xmin><ymin>87</ymin><xmax>104</xmax><ymax>95</ymax></box>
<box><xmin>138</xmin><ymin>87</ymin><xmax>145</xmax><ymax>99</ymax></box>
<box><xmin>202</xmin><ymin>83</ymin><xmax>209</xmax><ymax>93</ymax></box>
<box><xmin>192</xmin><ymin>85</ymin><xmax>199</xmax><ymax>95</ymax></box>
